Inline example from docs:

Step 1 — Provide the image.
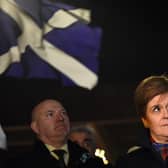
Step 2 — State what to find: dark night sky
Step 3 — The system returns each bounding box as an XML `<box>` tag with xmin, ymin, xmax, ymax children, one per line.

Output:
<box><xmin>95</xmin><ymin>0</ymin><xmax>167</xmax><ymax>83</ymax></box>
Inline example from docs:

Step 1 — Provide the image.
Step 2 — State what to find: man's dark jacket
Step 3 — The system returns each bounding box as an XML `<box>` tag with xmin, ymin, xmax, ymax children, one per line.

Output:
<box><xmin>115</xmin><ymin>129</ymin><xmax>168</xmax><ymax>168</ymax></box>
<box><xmin>7</xmin><ymin>140</ymin><xmax>107</xmax><ymax>168</ymax></box>
<box><xmin>0</xmin><ymin>149</ymin><xmax>7</xmax><ymax>168</ymax></box>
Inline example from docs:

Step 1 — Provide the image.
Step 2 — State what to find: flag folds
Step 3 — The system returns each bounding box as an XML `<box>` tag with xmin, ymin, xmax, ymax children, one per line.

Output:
<box><xmin>0</xmin><ymin>0</ymin><xmax>102</xmax><ymax>89</ymax></box>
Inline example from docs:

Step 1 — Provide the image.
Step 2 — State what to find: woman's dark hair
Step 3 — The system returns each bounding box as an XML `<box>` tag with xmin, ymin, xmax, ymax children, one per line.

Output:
<box><xmin>134</xmin><ymin>75</ymin><xmax>168</xmax><ymax>118</ymax></box>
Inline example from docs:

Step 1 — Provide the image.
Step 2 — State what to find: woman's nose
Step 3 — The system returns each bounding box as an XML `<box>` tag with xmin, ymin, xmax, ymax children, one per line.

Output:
<box><xmin>163</xmin><ymin>107</ymin><xmax>168</xmax><ymax>117</ymax></box>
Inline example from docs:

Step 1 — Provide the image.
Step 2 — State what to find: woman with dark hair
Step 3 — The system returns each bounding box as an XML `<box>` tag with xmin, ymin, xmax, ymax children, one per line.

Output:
<box><xmin>115</xmin><ymin>75</ymin><xmax>168</xmax><ymax>168</ymax></box>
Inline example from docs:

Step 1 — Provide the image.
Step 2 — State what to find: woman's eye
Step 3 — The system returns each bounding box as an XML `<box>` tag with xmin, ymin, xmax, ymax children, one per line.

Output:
<box><xmin>153</xmin><ymin>105</ymin><xmax>160</xmax><ymax>112</ymax></box>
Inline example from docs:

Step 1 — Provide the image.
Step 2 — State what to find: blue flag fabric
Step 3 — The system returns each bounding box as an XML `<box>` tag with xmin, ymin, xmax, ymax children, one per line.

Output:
<box><xmin>0</xmin><ymin>0</ymin><xmax>102</xmax><ymax>89</ymax></box>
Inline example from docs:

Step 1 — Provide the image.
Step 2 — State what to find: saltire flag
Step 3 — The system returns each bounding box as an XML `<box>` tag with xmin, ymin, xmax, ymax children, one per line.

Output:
<box><xmin>0</xmin><ymin>0</ymin><xmax>102</xmax><ymax>89</ymax></box>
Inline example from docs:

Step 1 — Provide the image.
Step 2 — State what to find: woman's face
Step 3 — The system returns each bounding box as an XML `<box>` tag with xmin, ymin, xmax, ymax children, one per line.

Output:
<box><xmin>142</xmin><ymin>93</ymin><xmax>168</xmax><ymax>143</ymax></box>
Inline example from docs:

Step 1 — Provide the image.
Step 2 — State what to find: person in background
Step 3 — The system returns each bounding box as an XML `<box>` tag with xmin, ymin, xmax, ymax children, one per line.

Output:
<box><xmin>115</xmin><ymin>75</ymin><xmax>168</xmax><ymax>168</ymax></box>
<box><xmin>69</xmin><ymin>126</ymin><xmax>96</xmax><ymax>157</ymax></box>
<box><xmin>9</xmin><ymin>99</ymin><xmax>107</xmax><ymax>168</ymax></box>
<box><xmin>69</xmin><ymin>125</ymin><xmax>113</xmax><ymax>168</ymax></box>
<box><xmin>0</xmin><ymin>123</ymin><xmax>7</xmax><ymax>167</ymax></box>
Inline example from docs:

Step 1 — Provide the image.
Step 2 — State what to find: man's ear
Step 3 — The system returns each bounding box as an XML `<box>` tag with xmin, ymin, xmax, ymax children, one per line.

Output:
<box><xmin>141</xmin><ymin>117</ymin><xmax>149</xmax><ymax>128</ymax></box>
<box><xmin>30</xmin><ymin>121</ymin><xmax>39</xmax><ymax>134</ymax></box>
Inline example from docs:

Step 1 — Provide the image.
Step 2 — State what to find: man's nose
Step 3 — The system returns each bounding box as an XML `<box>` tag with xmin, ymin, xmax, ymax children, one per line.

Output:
<box><xmin>55</xmin><ymin>111</ymin><xmax>64</xmax><ymax>121</ymax></box>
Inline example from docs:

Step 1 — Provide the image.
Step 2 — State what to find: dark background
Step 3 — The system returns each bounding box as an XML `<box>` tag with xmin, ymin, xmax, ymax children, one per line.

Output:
<box><xmin>0</xmin><ymin>0</ymin><xmax>167</xmax><ymax>164</ymax></box>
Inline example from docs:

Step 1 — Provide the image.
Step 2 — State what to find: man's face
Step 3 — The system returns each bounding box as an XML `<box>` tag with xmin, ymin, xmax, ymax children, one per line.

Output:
<box><xmin>31</xmin><ymin>100</ymin><xmax>70</xmax><ymax>143</ymax></box>
<box><xmin>142</xmin><ymin>93</ymin><xmax>168</xmax><ymax>143</ymax></box>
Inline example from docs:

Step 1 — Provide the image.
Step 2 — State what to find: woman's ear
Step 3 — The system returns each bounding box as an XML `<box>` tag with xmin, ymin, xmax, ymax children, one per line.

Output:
<box><xmin>30</xmin><ymin>121</ymin><xmax>39</xmax><ymax>134</ymax></box>
<box><xmin>141</xmin><ymin>117</ymin><xmax>149</xmax><ymax>128</ymax></box>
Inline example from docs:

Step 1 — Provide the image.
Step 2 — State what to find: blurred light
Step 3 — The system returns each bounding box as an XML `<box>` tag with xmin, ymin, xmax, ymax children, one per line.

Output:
<box><xmin>95</xmin><ymin>148</ymin><xmax>109</xmax><ymax>165</ymax></box>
